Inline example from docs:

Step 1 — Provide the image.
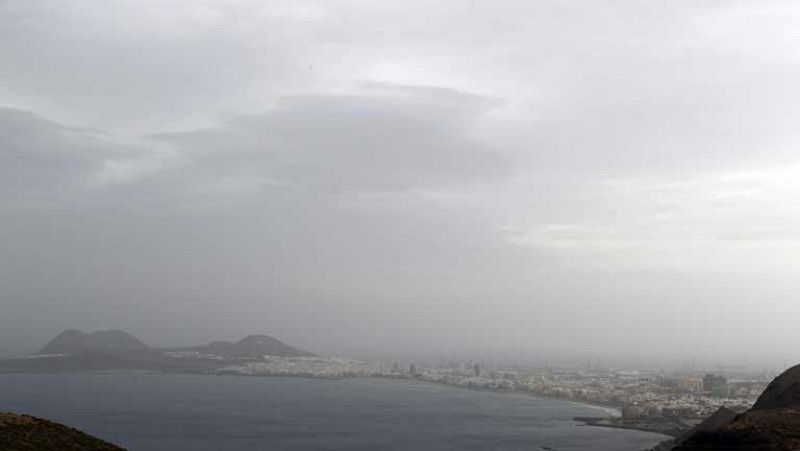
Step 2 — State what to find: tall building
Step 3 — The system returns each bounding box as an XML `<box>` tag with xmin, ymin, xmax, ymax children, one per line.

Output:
<box><xmin>703</xmin><ymin>374</ymin><xmax>728</xmax><ymax>392</ymax></box>
<box><xmin>677</xmin><ymin>377</ymin><xmax>704</xmax><ymax>394</ymax></box>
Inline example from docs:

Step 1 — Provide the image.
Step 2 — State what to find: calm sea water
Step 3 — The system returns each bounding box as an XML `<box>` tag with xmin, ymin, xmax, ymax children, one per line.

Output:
<box><xmin>0</xmin><ymin>373</ymin><xmax>666</xmax><ymax>450</ymax></box>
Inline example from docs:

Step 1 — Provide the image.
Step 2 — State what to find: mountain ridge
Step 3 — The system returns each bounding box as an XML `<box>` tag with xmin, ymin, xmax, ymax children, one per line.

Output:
<box><xmin>1</xmin><ymin>329</ymin><xmax>315</xmax><ymax>374</ymax></box>
<box><xmin>172</xmin><ymin>334</ymin><xmax>316</xmax><ymax>358</ymax></box>
<box><xmin>35</xmin><ymin>329</ymin><xmax>315</xmax><ymax>359</ymax></box>
<box><xmin>38</xmin><ymin>329</ymin><xmax>149</xmax><ymax>355</ymax></box>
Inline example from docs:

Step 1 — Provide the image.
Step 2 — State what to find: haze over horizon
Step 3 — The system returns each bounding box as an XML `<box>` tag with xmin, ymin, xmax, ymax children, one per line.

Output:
<box><xmin>2</xmin><ymin>1</ymin><xmax>799</xmax><ymax>367</ymax></box>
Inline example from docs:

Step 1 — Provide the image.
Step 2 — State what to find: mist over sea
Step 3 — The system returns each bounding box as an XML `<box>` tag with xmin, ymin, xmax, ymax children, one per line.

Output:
<box><xmin>0</xmin><ymin>373</ymin><xmax>666</xmax><ymax>450</ymax></box>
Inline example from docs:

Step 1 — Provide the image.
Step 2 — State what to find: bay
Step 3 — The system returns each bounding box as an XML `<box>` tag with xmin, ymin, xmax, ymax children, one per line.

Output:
<box><xmin>0</xmin><ymin>373</ymin><xmax>666</xmax><ymax>450</ymax></box>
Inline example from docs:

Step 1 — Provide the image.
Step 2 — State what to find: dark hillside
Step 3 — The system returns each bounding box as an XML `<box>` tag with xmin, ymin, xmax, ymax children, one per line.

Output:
<box><xmin>673</xmin><ymin>364</ymin><xmax>800</xmax><ymax>450</ymax></box>
<box><xmin>0</xmin><ymin>412</ymin><xmax>125</xmax><ymax>450</ymax></box>
<box><xmin>38</xmin><ymin>330</ymin><xmax>149</xmax><ymax>355</ymax></box>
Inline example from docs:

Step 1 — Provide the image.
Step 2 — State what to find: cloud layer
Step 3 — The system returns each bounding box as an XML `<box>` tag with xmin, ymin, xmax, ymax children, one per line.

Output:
<box><xmin>2</xmin><ymin>0</ymin><xmax>800</xmax><ymax>366</ymax></box>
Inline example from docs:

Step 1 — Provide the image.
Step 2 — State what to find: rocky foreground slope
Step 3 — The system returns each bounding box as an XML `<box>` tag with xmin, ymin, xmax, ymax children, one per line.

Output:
<box><xmin>0</xmin><ymin>413</ymin><xmax>124</xmax><ymax>450</ymax></box>
<box><xmin>670</xmin><ymin>363</ymin><xmax>800</xmax><ymax>450</ymax></box>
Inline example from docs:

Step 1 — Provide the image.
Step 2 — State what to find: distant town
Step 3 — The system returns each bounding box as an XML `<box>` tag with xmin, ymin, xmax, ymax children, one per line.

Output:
<box><xmin>1</xmin><ymin>329</ymin><xmax>770</xmax><ymax>438</ymax></box>
<box><xmin>212</xmin><ymin>354</ymin><xmax>767</xmax><ymax>436</ymax></box>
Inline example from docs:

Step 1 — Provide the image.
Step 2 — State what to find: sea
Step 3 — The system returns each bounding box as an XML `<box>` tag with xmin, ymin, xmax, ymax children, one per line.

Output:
<box><xmin>0</xmin><ymin>373</ymin><xmax>667</xmax><ymax>450</ymax></box>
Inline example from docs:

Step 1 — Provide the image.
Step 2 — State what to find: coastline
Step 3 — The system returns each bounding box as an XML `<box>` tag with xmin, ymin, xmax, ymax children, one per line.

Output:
<box><xmin>573</xmin><ymin>416</ymin><xmax>679</xmax><ymax>437</ymax></box>
<box><xmin>0</xmin><ymin>365</ymin><xmax>624</xmax><ymax>415</ymax></box>
<box><xmin>370</xmin><ymin>375</ymin><xmax>623</xmax><ymax>416</ymax></box>
<box><xmin>2</xmin><ymin>368</ymin><xmax>673</xmax><ymax>438</ymax></box>
<box><xmin>0</xmin><ymin>371</ymin><xmax>672</xmax><ymax>451</ymax></box>
<box><xmin>236</xmin><ymin>375</ymin><xmax>675</xmax><ymax>437</ymax></box>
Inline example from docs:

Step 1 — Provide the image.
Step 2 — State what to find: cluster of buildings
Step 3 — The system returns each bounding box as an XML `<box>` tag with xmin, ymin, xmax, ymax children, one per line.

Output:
<box><xmin>218</xmin><ymin>356</ymin><xmax>385</xmax><ymax>378</ymax></box>
<box><xmin>216</xmin><ymin>356</ymin><xmax>767</xmax><ymax>427</ymax></box>
<box><xmin>510</xmin><ymin>369</ymin><xmax>763</xmax><ymax>420</ymax></box>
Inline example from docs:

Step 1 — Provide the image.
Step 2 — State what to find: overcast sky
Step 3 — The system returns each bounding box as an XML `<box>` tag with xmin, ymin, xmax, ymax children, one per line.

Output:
<box><xmin>2</xmin><ymin>0</ymin><xmax>799</xmax><ymax>366</ymax></box>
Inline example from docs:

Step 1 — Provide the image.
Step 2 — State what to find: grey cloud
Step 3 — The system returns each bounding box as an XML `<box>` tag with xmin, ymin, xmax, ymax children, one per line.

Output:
<box><xmin>151</xmin><ymin>88</ymin><xmax>508</xmax><ymax>194</ymax></box>
<box><xmin>0</xmin><ymin>1</ymin><xmax>299</xmax><ymax>129</ymax></box>
<box><xmin>4</xmin><ymin>0</ymin><xmax>800</xmax><ymax>365</ymax></box>
<box><xmin>0</xmin><ymin>107</ymin><xmax>119</xmax><ymax>209</ymax></box>
<box><xmin>0</xmin><ymin>97</ymin><xmax>535</xmax><ymax>357</ymax></box>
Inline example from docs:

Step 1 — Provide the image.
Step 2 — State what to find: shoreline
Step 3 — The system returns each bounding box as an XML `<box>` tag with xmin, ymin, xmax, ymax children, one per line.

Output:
<box><xmin>573</xmin><ymin>416</ymin><xmax>679</xmax><ymax>438</ymax></box>
<box><xmin>362</xmin><ymin>378</ymin><xmax>678</xmax><ymax>437</ymax></box>
<box><xmin>2</xmin><ymin>369</ymin><xmax>676</xmax><ymax>438</ymax></box>
<box><xmin>209</xmin><ymin>373</ymin><xmax>676</xmax><ymax>437</ymax></box>
<box><xmin>364</xmin><ymin>375</ymin><xmax>623</xmax><ymax>417</ymax></box>
<box><xmin>1</xmin><ymin>367</ymin><xmax>624</xmax><ymax>416</ymax></box>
